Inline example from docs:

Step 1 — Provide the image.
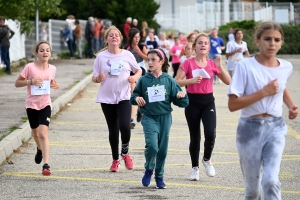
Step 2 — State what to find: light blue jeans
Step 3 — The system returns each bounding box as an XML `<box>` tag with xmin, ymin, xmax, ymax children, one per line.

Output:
<box><xmin>236</xmin><ymin>117</ymin><xmax>287</xmax><ymax>200</ymax></box>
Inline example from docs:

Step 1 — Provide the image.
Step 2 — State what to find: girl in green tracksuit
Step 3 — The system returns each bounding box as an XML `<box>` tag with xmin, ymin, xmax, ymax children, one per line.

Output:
<box><xmin>130</xmin><ymin>48</ymin><xmax>189</xmax><ymax>189</ymax></box>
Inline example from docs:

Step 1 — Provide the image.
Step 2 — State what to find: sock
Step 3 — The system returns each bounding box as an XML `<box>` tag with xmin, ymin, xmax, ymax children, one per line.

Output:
<box><xmin>121</xmin><ymin>143</ymin><xmax>129</xmax><ymax>156</ymax></box>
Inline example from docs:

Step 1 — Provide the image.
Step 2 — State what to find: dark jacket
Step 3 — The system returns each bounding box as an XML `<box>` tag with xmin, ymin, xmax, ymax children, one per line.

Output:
<box><xmin>0</xmin><ymin>25</ymin><xmax>15</xmax><ymax>46</ymax></box>
<box><xmin>85</xmin><ymin>21</ymin><xmax>94</xmax><ymax>40</ymax></box>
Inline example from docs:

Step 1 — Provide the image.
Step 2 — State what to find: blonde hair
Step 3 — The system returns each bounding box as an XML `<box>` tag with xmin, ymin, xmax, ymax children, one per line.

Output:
<box><xmin>184</xmin><ymin>42</ymin><xmax>193</xmax><ymax>50</ymax></box>
<box><xmin>192</xmin><ymin>33</ymin><xmax>210</xmax><ymax>55</ymax></box>
<box><xmin>95</xmin><ymin>26</ymin><xmax>123</xmax><ymax>55</ymax></box>
<box><xmin>32</xmin><ymin>40</ymin><xmax>51</xmax><ymax>56</ymax></box>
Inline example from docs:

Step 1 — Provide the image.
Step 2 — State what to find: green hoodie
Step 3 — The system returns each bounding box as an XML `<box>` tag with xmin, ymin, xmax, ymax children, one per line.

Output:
<box><xmin>130</xmin><ymin>72</ymin><xmax>189</xmax><ymax>116</ymax></box>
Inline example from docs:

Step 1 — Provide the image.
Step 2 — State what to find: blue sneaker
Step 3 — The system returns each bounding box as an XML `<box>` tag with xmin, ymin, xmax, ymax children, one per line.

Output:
<box><xmin>141</xmin><ymin>170</ymin><xmax>153</xmax><ymax>187</ymax></box>
<box><xmin>155</xmin><ymin>178</ymin><xmax>166</xmax><ymax>189</ymax></box>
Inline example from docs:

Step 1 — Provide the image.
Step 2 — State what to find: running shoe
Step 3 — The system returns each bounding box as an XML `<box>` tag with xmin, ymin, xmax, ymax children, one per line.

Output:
<box><xmin>122</xmin><ymin>154</ymin><xmax>134</xmax><ymax>170</ymax></box>
<box><xmin>42</xmin><ymin>163</ymin><xmax>51</xmax><ymax>176</ymax></box>
<box><xmin>202</xmin><ymin>159</ymin><xmax>215</xmax><ymax>177</ymax></box>
<box><xmin>155</xmin><ymin>178</ymin><xmax>167</xmax><ymax>189</ymax></box>
<box><xmin>141</xmin><ymin>170</ymin><xmax>153</xmax><ymax>187</ymax></box>
<box><xmin>35</xmin><ymin>147</ymin><xmax>43</xmax><ymax>164</ymax></box>
<box><xmin>190</xmin><ymin>167</ymin><xmax>200</xmax><ymax>181</ymax></box>
<box><xmin>110</xmin><ymin>160</ymin><xmax>120</xmax><ymax>172</ymax></box>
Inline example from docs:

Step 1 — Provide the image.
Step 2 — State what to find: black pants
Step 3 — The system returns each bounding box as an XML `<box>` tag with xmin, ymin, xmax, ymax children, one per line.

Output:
<box><xmin>185</xmin><ymin>93</ymin><xmax>216</xmax><ymax>167</ymax></box>
<box><xmin>101</xmin><ymin>100</ymin><xmax>131</xmax><ymax>160</ymax></box>
<box><xmin>172</xmin><ymin>63</ymin><xmax>180</xmax><ymax>78</ymax></box>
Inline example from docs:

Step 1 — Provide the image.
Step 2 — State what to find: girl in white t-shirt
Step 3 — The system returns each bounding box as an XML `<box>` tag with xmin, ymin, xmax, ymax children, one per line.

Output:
<box><xmin>15</xmin><ymin>40</ymin><xmax>60</xmax><ymax>176</ymax></box>
<box><xmin>228</xmin><ymin>21</ymin><xmax>298</xmax><ymax>200</ymax></box>
<box><xmin>225</xmin><ymin>29</ymin><xmax>250</xmax><ymax>77</ymax></box>
<box><xmin>93</xmin><ymin>26</ymin><xmax>142</xmax><ymax>173</ymax></box>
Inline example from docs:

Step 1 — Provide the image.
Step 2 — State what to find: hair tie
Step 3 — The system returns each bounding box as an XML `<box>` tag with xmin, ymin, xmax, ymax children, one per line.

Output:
<box><xmin>154</xmin><ymin>49</ymin><xmax>165</xmax><ymax>60</ymax></box>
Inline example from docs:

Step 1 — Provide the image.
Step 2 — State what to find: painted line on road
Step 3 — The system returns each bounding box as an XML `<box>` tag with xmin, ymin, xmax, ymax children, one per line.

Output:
<box><xmin>2</xmin><ymin>172</ymin><xmax>299</xmax><ymax>194</ymax></box>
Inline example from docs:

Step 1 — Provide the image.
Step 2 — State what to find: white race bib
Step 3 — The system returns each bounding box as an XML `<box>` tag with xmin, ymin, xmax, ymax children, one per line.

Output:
<box><xmin>110</xmin><ymin>61</ymin><xmax>124</xmax><ymax>76</ymax></box>
<box><xmin>147</xmin><ymin>85</ymin><xmax>165</xmax><ymax>103</ymax></box>
<box><xmin>31</xmin><ymin>80</ymin><xmax>51</xmax><ymax>95</ymax></box>
<box><xmin>216</xmin><ymin>47</ymin><xmax>222</xmax><ymax>54</ymax></box>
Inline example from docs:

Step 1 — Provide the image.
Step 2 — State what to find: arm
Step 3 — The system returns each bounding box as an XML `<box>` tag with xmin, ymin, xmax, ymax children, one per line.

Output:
<box><xmin>130</xmin><ymin>80</ymin><xmax>144</xmax><ymax>106</ymax></box>
<box><xmin>133</xmin><ymin>45</ymin><xmax>148</xmax><ymax>60</ymax></box>
<box><xmin>283</xmin><ymin>88</ymin><xmax>298</xmax><ymax>119</ymax></box>
<box><xmin>9</xmin><ymin>28</ymin><xmax>15</xmax><ymax>39</ymax></box>
<box><xmin>15</xmin><ymin>75</ymin><xmax>28</xmax><ymax>87</ymax></box>
<box><xmin>171</xmin><ymin>80</ymin><xmax>189</xmax><ymax>107</ymax></box>
<box><xmin>175</xmin><ymin>67</ymin><xmax>201</xmax><ymax>87</ymax></box>
<box><xmin>214</xmin><ymin>56</ymin><xmax>231</xmax><ymax>85</ymax></box>
<box><xmin>244</xmin><ymin>50</ymin><xmax>250</xmax><ymax>57</ymax></box>
<box><xmin>228</xmin><ymin>79</ymin><xmax>279</xmax><ymax>112</ymax></box>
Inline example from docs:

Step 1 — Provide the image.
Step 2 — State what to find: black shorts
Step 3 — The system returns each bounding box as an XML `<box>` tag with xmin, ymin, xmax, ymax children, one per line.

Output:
<box><xmin>130</xmin><ymin>67</ymin><xmax>146</xmax><ymax>76</ymax></box>
<box><xmin>26</xmin><ymin>105</ymin><xmax>51</xmax><ymax>129</ymax></box>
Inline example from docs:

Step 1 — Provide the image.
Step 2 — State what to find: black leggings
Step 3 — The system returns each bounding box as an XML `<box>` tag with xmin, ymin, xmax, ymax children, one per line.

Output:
<box><xmin>185</xmin><ymin>93</ymin><xmax>216</xmax><ymax>167</ymax></box>
<box><xmin>101</xmin><ymin>100</ymin><xmax>131</xmax><ymax>160</ymax></box>
<box><xmin>172</xmin><ymin>63</ymin><xmax>180</xmax><ymax>78</ymax></box>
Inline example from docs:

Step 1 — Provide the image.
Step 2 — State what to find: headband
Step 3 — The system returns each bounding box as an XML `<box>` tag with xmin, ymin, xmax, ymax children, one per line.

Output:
<box><xmin>154</xmin><ymin>49</ymin><xmax>165</xmax><ymax>60</ymax></box>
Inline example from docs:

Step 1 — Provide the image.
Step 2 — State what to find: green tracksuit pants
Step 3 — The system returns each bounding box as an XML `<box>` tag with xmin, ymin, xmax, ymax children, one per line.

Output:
<box><xmin>141</xmin><ymin>113</ymin><xmax>172</xmax><ymax>179</ymax></box>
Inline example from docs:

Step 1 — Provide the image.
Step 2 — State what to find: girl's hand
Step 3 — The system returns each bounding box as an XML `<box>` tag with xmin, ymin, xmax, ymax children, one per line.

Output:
<box><xmin>176</xmin><ymin>91</ymin><xmax>185</xmax><ymax>98</ymax></box>
<box><xmin>263</xmin><ymin>79</ymin><xmax>278</xmax><ymax>96</ymax></box>
<box><xmin>97</xmin><ymin>73</ymin><xmax>105</xmax><ymax>83</ymax></box>
<box><xmin>32</xmin><ymin>77</ymin><xmax>43</xmax><ymax>86</ymax></box>
<box><xmin>289</xmin><ymin>105</ymin><xmax>298</xmax><ymax>120</ymax></box>
<box><xmin>190</xmin><ymin>76</ymin><xmax>202</xmax><ymax>84</ymax></box>
<box><xmin>128</xmin><ymin>76</ymin><xmax>136</xmax><ymax>84</ymax></box>
<box><xmin>215</xmin><ymin>55</ymin><xmax>222</xmax><ymax>68</ymax></box>
<box><xmin>50</xmin><ymin>79</ymin><xmax>60</xmax><ymax>90</ymax></box>
<box><xmin>135</xmin><ymin>97</ymin><xmax>146</xmax><ymax>106</ymax></box>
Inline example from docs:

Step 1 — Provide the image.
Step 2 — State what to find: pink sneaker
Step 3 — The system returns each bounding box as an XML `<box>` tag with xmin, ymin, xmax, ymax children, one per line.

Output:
<box><xmin>110</xmin><ymin>160</ymin><xmax>120</xmax><ymax>172</ymax></box>
<box><xmin>122</xmin><ymin>154</ymin><xmax>134</xmax><ymax>170</ymax></box>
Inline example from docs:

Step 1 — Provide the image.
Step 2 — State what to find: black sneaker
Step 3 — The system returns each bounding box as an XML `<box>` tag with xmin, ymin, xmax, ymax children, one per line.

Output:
<box><xmin>35</xmin><ymin>147</ymin><xmax>43</xmax><ymax>164</ymax></box>
<box><xmin>136</xmin><ymin>109</ymin><xmax>143</xmax><ymax>122</ymax></box>
<box><xmin>130</xmin><ymin>118</ymin><xmax>135</xmax><ymax>129</ymax></box>
<box><xmin>42</xmin><ymin>163</ymin><xmax>51</xmax><ymax>176</ymax></box>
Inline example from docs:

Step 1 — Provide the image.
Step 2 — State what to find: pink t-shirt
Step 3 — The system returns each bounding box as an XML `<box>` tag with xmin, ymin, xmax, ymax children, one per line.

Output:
<box><xmin>170</xmin><ymin>45</ymin><xmax>183</xmax><ymax>64</ymax></box>
<box><xmin>181</xmin><ymin>58</ymin><xmax>220</xmax><ymax>94</ymax></box>
<box><xmin>93</xmin><ymin>49</ymin><xmax>141</xmax><ymax>104</ymax></box>
<box><xmin>21</xmin><ymin>62</ymin><xmax>56</xmax><ymax>110</ymax></box>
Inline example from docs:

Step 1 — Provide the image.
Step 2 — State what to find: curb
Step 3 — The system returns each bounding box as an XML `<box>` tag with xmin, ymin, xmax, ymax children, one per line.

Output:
<box><xmin>0</xmin><ymin>73</ymin><xmax>93</xmax><ymax>164</ymax></box>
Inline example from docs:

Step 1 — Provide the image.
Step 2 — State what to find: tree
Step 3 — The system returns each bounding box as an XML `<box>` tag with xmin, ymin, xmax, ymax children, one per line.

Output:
<box><xmin>0</xmin><ymin>0</ymin><xmax>64</xmax><ymax>34</ymax></box>
<box><xmin>59</xmin><ymin>0</ymin><xmax>160</xmax><ymax>30</ymax></box>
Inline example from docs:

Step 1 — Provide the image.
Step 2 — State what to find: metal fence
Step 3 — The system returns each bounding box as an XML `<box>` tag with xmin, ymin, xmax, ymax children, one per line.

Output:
<box><xmin>156</xmin><ymin>1</ymin><xmax>300</xmax><ymax>33</ymax></box>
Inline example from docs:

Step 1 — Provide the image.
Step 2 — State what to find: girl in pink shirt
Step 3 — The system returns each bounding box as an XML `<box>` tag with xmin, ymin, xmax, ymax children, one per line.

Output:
<box><xmin>170</xmin><ymin>37</ymin><xmax>183</xmax><ymax>78</ymax></box>
<box><xmin>92</xmin><ymin>26</ymin><xmax>142</xmax><ymax>172</ymax></box>
<box><xmin>175</xmin><ymin>33</ymin><xmax>231</xmax><ymax>181</ymax></box>
<box><xmin>15</xmin><ymin>40</ymin><xmax>60</xmax><ymax>176</ymax></box>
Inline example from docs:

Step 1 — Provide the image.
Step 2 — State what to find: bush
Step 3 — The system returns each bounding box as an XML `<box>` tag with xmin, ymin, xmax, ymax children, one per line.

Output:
<box><xmin>218</xmin><ymin>20</ymin><xmax>300</xmax><ymax>54</ymax></box>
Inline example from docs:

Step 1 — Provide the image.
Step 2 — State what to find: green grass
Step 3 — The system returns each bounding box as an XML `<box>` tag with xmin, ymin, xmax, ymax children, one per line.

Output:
<box><xmin>66</xmin><ymin>80</ymin><xmax>80</xmax><ymax>90</ymax></box>
<box><xmin>21</xmin><ymin>117</ymin><xmax>28</xmax><ymax>122</ymax></box>
<box><xmin>0</xmin><ymin>126</ymin><xmax>21</xmax><ymax>141</ymax></box>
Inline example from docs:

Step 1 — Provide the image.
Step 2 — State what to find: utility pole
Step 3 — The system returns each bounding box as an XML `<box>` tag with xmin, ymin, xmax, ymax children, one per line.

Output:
<box><xmin>35</xmin><ymin>0</ymin><xmax>39</xmax><ymax>42</ymax></box>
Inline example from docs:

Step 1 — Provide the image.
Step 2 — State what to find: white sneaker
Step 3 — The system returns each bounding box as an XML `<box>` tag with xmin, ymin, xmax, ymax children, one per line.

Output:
<box><xmin>202</xmin><ymin>159</ymin><xmax>215</xmax><ymax>177</ymax></box>
<box><xmin>190</xmin><ymin>167</ymin><xmax>199</xmax><ymax>181</ymax></box>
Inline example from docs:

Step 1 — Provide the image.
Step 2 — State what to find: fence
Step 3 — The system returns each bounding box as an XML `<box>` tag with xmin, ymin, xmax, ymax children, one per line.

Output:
<box><xmin>156</xmin><ymin>1</ymin><xmax>300</xmax><ymax>33</ymax></box>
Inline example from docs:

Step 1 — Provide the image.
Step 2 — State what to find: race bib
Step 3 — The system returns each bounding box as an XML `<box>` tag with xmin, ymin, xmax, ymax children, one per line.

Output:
<box><xmin>31</xmin><ymin>80</ymin><xmax>50</xmax><ymax>95</ymax></box>
<box><xmin>110</xmin><ymin>61</ymin><xmax>124</xmax><ymax>76</ymax></box>
<box><xmin>216</xmin><ymin>47</ymin><xmax>222</xmax><ymax>54</ymax></box>
<box><xmin>147</xmin><ymin>85</ymin><xmax>165</xmax><ymax>103</ymax></box>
